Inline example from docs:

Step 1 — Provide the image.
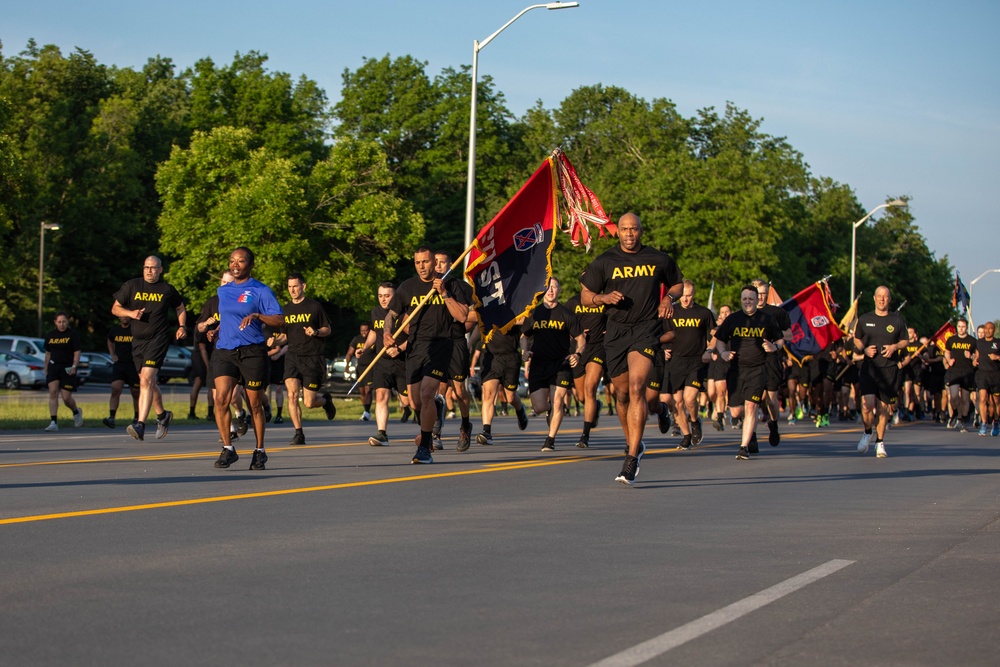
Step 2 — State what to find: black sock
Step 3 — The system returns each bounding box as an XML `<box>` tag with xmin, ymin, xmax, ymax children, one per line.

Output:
<box><xmin>461</xmin><ymin>417</ymin><xmax>472</xmax><ymax>431</ymax></box>
<box><xmin>109</xmin><ymin>409</ymin><xmax>117</xmax><ymax>419</ymax></box>
<box><xmin>156</xmin><ymin>411</ymin><xmax>166</xmax><ymax>422</ymax></box>
<box><xmin>50</xmin><ymin>414</ymin><xmax>57</xmax><ymax>422</ymax></box>
<box><xmin>865</xmin><ymin>428</ymin><xmax>872</xmax><ymax>434</ymax></box>
<box><xmin>583</xmin><ymin>421</ymin><xmax>594</xmax><ymax>436</ymax></box>
<box><xmin>483</xmin><ymin>424</ymin><xmax>492</xmax><ymax>434</ymax></box>
<box><xmin>276</xmin><ymin>407</ymin><xmax>282</xmax><ymax>417</ymax></box>
<box><xmin>420</xmin><ymin>430</ymin><xmax>432</xmax><ymax>447</ymax></box>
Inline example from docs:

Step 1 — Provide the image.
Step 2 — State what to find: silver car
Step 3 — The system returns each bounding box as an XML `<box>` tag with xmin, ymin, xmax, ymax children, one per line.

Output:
<box><xmin>0</xmin><ymin>351</ymin><xmax>46</xmax><ymax>389</ymax></box>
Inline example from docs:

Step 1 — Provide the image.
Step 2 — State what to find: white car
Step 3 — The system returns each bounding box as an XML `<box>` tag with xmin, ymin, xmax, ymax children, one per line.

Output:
<box><xmin>0</xmin><ymin>351</ymin><xmax>46</xmax><ymax>389</ymax></box>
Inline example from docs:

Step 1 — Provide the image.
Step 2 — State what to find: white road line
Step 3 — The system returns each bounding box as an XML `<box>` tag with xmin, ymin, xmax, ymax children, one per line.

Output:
<box><xmin>588</xmin><ymin>559</ymin><xmax>855</xmax><ymax>667</ymax></box>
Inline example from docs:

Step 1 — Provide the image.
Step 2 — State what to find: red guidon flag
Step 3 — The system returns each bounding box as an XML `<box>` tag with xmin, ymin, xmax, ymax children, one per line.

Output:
<box><xmin>465</xmin><ymin>157</ymin><xmax>558</xmax><ymax>343</ymax></box>
<box><xmin>929</xmin><ymin>321</ymin><xmax>957</xmax><ymax>353</ymax></box>
<box><xmin>780</xmin><ymin>282</ymin><xmax>843</xmax><ymax>364</ymax></box>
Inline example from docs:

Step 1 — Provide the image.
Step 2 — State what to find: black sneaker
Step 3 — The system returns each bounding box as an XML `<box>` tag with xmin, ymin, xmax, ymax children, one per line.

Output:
<box><xmin>433</xmin><ymin>395</ymin><xmax>445</xmax><ymax>433</ymax></box>
<box><xmin>187</xmin><ymin>411</ymin><xmax>197</xmax><ymax>420</ymax></box>
<box><xmin>541</xmin><ymin>437</ymin><xmax>556</xmax><ymax>452</ymax></box>
<box><xmin>155</xmin><ymin>411</ymin><xmax>173</xmax><ymax>440</ymax></box>
<box><xmin>322</xmin><ymin>393</ymin><xmax>337</xmax><ymax>420</ymax></box>
<box><xmin>476</xmin><ymin>431</ymin><xmax>493</xmax><ymax>446</ymax></box>
<box><xmin>234</xmin><ymin>410</ymin><xmax>249</xmax><ymax>436</ymax></box>
<box><xmin>400</xmin><ymin>407</ymin><xmax>411</xmax><ymax>423</ymax></box>
<box><xmin>249</xmin><ymin>449</ymin><xmax>268</xmax><ymax>470</ymax></box>
<box><xmin>102</xmin><ymin>417</ymin><xmax>116</xmax><ymax>429</ymax></box>
<box><xmin>263</xmin><ymin>404</ymin><xmax>272</xmax><ymax>423</ymax></box>
<box><xmin>368</xmin><ymin>431</ymin><xmax>389</xmax><ymax>447</ymax></box>
<box><xmin>432</xmin><ymin>435</ymin><xmax>444</xmax><ymax>451</ymax></box>
<box><xmin>736</xmin><ymin>446</ymin><xmax>750</xmax><ymax>460</ymax></box>
<box><xmin>206</xmin><ymin>411</ymin><xmax>215</xmax><ymax>421</ymax></box>
<box><xmin>274</xmin><ymin>415</ymin><xmax>284</xmax><ymax>424</ymax></box>
<box><xmin>289</xmin><ymin>431</ymin><xmax>306</xmax><ymax>446</ymax></box>
<box><xmin>516</xmin><ymin>406</ymin><xmax>529</xmax><ymax>431</ymax></box>
<box><xmin>732</xmin><ymin>417</ymin><xmax>743</xmax><ymax>430</ymax></box>
<box><xmin>411</xmin><ymin>445</ymin><xmax>433</xmax><ymax>464</ymax></box>
<box><xmin>576</xmin><ymin>433</ymin><xmax>590</xmax><ymax>448</ymax></box>
<box><xmin>456</xmin><ymin>426</ymin><xmax>472</xmax><ymax>452</ymax></box>
<box><xmin>767</xmin><ymin>420</ymin><xmax>780</xmax><ymax>447</ymax></box>
<box><xmin>675</xmin><ymin>434</ymin><xmax>692</xmax><ymax>450</ymax></box>
<box><xmin>712</xmin><ymin>415</ymin><xmax>724</xmax><ymax>431</ymax></box>
<box><xmin>657</xmin><ymin>404</ymin><xmax>671</xmax><ymax>434</ymax></box>
<box><xmin>615</xmin><ymin>455</ymin><xmax>639</xmax><ymax>486</ymax></box>
<box><xmin>594</xmin><ymin>400</ymin><xmax>602</xmax><ymax>427</ymax></box>
<box><xmin>214</xmin><ymin>447</ymin><xmax>239</xmax><ymax>468</ymax></box>
<box><xmin>126</xmin><ymin>422</ymin><xmax>145</xmax><ymax>441</ymax></box>
<box><xmin>691</xmin><ymin>418</ymin><xmax>703</xmax><ymax>445</ymax></box>
<box><xmin>747</xmin><ymin>432</ymin><xmax>759</xmax><ymax>454</ymax></box>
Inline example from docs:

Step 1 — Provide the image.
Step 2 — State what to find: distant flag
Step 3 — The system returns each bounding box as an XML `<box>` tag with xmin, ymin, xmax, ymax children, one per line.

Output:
<box><xmin>706</xmin><ymin>281</ymin><xmax>716</xmax><ymax>314</ymax></box>
<box><xmin>838</xmin><ymin>296</ymin><xmax>860</xmax><ymax>336</ymax></box>
<box><xmin>765</xmin><ymin>283</ymin><xmax>783</xmax><ymax>306</ymax></box>
<box><xmin>780</xmin><ymin>282</ymin><xmax>844</xmax><ymax>364</ymax></box>
<box><xmin>928</xmin><ymin>321</ymin><xmax>957</xmax><ymax>354</ymax></box>
<box><xmin>953</xmin><ymin>272</ymin><xmax>971</xmax><ymax>318</ymax></box>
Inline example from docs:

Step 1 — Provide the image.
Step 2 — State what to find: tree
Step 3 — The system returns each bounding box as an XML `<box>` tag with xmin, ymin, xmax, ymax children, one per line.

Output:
<box><xmin>156</xmin><ymin>126</ymin><xmax>424</xmax><ymax>314</ymax></box>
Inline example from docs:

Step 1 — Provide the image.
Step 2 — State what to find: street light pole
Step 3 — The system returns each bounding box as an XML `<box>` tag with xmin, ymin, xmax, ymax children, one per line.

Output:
<box><xmin>38</xmin><ymin>222</ymin><xmax>61</xmax><ymax>337</ymax></box>
<box><xmin>464</xmin><ymin>2</ymin><xmax>579</xmax><ymax>267</ymax></box>
<box><xmin>849</xmin><ymin>199</ymin><xmax>907</xmax><ymax>304</ymax></box>
<box><xmin>968</xmin><ymin>268</ymin><xmax>1000</xmax><ymax>328</ymax></box>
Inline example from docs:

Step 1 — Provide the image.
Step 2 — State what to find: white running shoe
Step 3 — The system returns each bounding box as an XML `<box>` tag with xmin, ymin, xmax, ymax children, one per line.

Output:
<box><xmin>360</xmin><ymin>411</ymin><xmax>371</xmax><ymax>422</ymax></box>
<box><xmin>857</xmin><ymin>432</ymin><xmax>872</xmax><ymax>454</ymax></box>
<box><xmin>44</xmin><ymin>420</ymin><xmax>59</xmax><ymax>432</ymax></box>
<box><xmin>876</xmin><ymin>442</ymin><xmax>888</xmax><ymax>458</ymax></box>
<box><xmin>73</xmin><ymin>408</ymin><xmax>84</xmax><ymax>428</ymax></box>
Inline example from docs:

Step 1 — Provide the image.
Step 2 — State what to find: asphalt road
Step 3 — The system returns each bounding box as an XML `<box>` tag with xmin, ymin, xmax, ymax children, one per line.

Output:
<box><xmin>2</xmin><ymin>414</ymin><xmax>998</xmax><ymax>666</ymax></box>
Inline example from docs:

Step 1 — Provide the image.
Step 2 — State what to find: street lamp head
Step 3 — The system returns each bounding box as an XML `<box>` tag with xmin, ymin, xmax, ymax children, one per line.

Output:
<box><xmin>41</xmin><ymin>223</ymin><xmax>60</xmax><ymax>231</ymax></box>
<box><xmin>545</xmin><ymin>2</ymin><xmax>579</xmax><ymax>8</ymax></box>
<box><xmin>888</xmin><ymin>199</ymin><xmax>907</xmax><ymax>207</ymax></box>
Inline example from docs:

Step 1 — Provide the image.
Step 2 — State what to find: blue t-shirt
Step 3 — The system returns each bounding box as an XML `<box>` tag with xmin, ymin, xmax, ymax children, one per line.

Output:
<box><xmin>216</xmin><ymin>278</ymin><xmax>282</xmax><ymax>350</ymax></box>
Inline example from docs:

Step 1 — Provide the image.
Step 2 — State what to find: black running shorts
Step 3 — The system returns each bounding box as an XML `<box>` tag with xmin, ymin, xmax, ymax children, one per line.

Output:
<box><xmin>213</xmin><ymin>343</ymin><xmax>269</xmax><ymax>391</ymax></box>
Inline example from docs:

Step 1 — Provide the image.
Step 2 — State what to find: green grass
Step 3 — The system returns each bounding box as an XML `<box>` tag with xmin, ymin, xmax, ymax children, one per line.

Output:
<box><xmin>0</xmin><ymin>390</ymin><xmax>419</xmax><ymax>430</ymax></box>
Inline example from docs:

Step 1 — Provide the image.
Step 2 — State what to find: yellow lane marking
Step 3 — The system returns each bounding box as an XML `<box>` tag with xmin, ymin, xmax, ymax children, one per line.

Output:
<box><xmin>0</xmin><ymin>454</ymin><xmax>603</xmax><ymax>526</ymax></box>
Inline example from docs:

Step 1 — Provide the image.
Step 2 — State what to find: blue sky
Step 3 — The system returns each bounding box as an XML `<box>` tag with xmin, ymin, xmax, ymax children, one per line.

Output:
<box><xmin>5</xmin><ymin>0</ymin><xmax>999</xmax><ymax>324</ymax></box>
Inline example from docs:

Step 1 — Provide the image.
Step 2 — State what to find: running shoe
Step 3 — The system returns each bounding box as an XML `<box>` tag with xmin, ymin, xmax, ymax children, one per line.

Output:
<box><xmin>73</xmin><ymin>408</ymin><xmax>84</xmax><ymax>428</ymax></box>
<box><xmin>457</xmin><ymin>425</ymin><xmax>472</xmax><ymax>452</ymax></box>
<box><xmin>675</xmin><ymin>434</ymin><xmax>692</xmax><ymax>450</ymax></box>
<box><xmin>516</xmin><ymin>406</ymin><xmax>529</xmax><ymax>431</ymax></box>
<box><xmin>735</xmin><ymin>446</ymin><xmax>750</xmax><ymax>460</ymax></box>
<box><xmin>44</xmin><ymin>420</ymin><xmax>58</xmax><ymax>432</ymax></box>
<box><xmin>691</xmin><ymin>418</ymin><xmax>703</xmax><ymax>445</ymax></box>
<box><xmin>322</xmin><ymin>393</ymin><xmax>337</xmax><ymax>420</ymax></box>
<box><xmin>433</xmin><ymin>395</ymin><xmax>445</xmax><ymax>433</ymax></box>
<box><xmin>657</xmin><ymin>404</ymin><xmax>671</xmax><ymax>434</ymax></box>
<box><xmin>127</xmin><ymin>422</ymin><xmax>145</xmax><ymax>441</ymax></box>
<box><xmin>713</xmin><ymin>415</ymin><xmax>725</xmax><ymax>431</ymax></box>
<box><xmin>960</xmin><ymin>421</ymin><xmax>968</xmax><ymax>433</ymax></box>
<box><xmin>992</xmin><ymin>421</ymin><xmax>1000</xmax><ymax>437</ymax></box>
<box><xmin>979</xmin><ymin>422</ymin><xmax>989</xmax><ymax>437</ymax></box>
<box><xmin>155</xmin><ymin>411</ymin><xmax>173</xmax><ymax>440</ymax></box>
<box><xmin>432</xmin><ymin>435</ymin><xmax>444</xmax><ymax>451</ymax></box>
<box><xmin>767</xmin><ymin>420</ymin><xmax>780</xmax><ymax>447</ymax></box>
<box><xmin>636</xmin><ymin>440</ymin><xmax>646</xmax><ymax>466</ymax></box>
<box><xmin>400</xmin><ymin>407</ymin><xmax>412</xmax><ymax>423</ymax></box>
<box><xmin>857</xmin><ymin>432</ymin><xmax>872</xmax><ymax>454</ymax></box>
<box><xmin>289</xmin><ymin>431</ymin><xmax>306</xmax><ymax>446</ymax></box>
<box><xmin>476</xmin><ymin>431</ymin><xmax>493</xmax><ymax>446</ymax></box>
<box><xmin>615</xmin><ymin>455</ymin><xmax>639</xmax><ymax>486</ymax></box>
<box><xmin>274</xmin><ymin>415</ymin><xmax>284</xmax><ymax>424</ymax></box>
<box><xmin>234</xmin><ymin>410</ymin><xmax>249</xmax><ymax>436</ymax></box>
<box><xmin>575</xmin><ymin>433</ymin><xmax>589</xmax><ymax>449</ymax></box>
<box><xmin>594</xmin><ymin>400</ymin><xmax>603</xmax><ymax>427</ymax></box>
<box><xmin>411</xmin><ymin>445</ymin><xmax>433</xmax><ymax>464</ymax></box>
<box><xmin>361</xmin><ymin>411</ymin><xmax>372</xmax><ymax>422</ymax></box>
<box><xmin>249</xmin><ymin>448</ymin><xmax>268</xmax><ymax>470</ymax></box>
<box><xmin>102</xmin><ymin>417</ymin><xmax>115</xmax><ymax>429</ymax></box>
<box><xmin>541</xmin><ymin>437</ymin><xmax>556</xmax><ymax>452</ymax></box>
<box><xmin>263</xmin><ymin>404</ymin><xmax>272</xmax><ymax>423</ymax></box>
<box><xmin>214</xmin><ymin>447</ymin><xmax>239</xmax><ymax>469</ymax></box>
<box><xmin>670</xmin><ymin>424</ymin><xmax>681</xmax><ymax>437</ymax></box>
<box><xmin>892</xmin><ymin>411</ymin><xmax>901</xmax><ymax>426</ymax></box>
<box><xmin>747</xmin><ymin>432</ymin><xmax>759</xmax><ymax>454</ymax></box>
<box><xmin>368</xmin><ymin>431</ymin><xmax>389</xmax><ymax>447</ymax></box>
<box><xmin>446</xmin><ymin>411</ymin><xmax>456</xmax><ymax>420</ymax></box>
<box><xmin>875</xmin><ymin>442</ymin><xmax>888</xmax><ymax>458</ymax></box>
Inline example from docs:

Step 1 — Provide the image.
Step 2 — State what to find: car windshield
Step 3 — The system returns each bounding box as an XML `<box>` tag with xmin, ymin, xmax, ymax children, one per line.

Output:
<box><xmin>5</xmin><ymin>351</ymin><xmax>42</xmax><ymax>363</ymax></box>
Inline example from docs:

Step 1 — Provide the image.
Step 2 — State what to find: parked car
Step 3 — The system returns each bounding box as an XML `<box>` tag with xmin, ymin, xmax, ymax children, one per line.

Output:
<box><xmin>0</xmin><ymin>335</ymin><xmax>46</xmax><ymax>359</ymax></box>
<box><xmin>0</xmin><ymin>351</ymin><xmax>46</xmax><ymax>389</ymax></box>
<box><xmin>326</xmin><ymin>356</ymin><xmax>355</xmax><ymax>385</ymax></box>
<box><xmin>83</xmin><ymin>352</ymin><xmax>115</xmax><ymax>384</ymax></box>
<box><xmin>157</xmin><ymin>345</ymin><xmax>193</xmax><ymax>384</ymax></box>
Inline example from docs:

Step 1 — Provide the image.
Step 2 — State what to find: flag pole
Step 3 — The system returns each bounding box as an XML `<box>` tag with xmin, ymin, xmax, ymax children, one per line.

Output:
<box><xmin>348</xmin><ymin>243</ymin><xmax>478</xmax><ymax>395</ymax></box>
